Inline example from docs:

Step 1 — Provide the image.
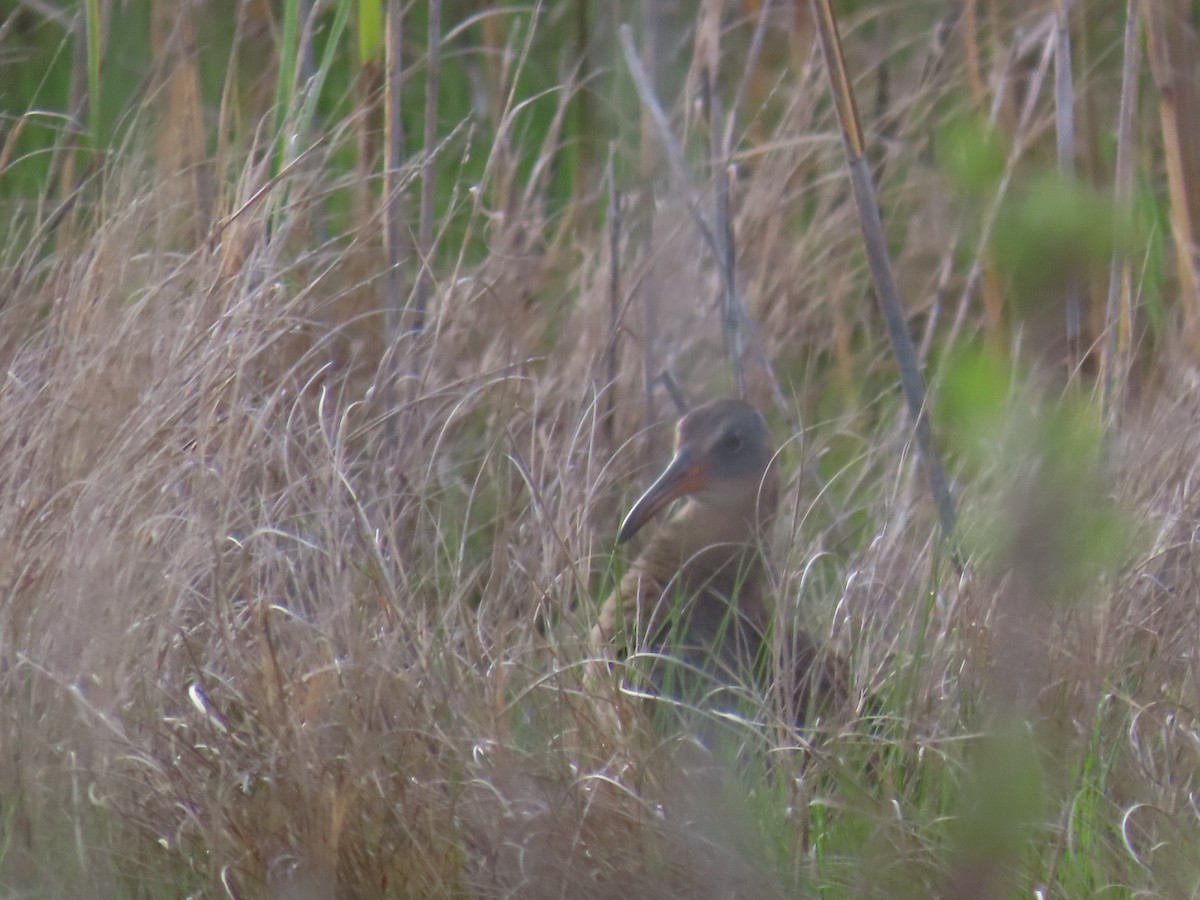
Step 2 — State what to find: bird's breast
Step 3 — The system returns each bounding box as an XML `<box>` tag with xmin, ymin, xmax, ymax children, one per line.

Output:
<box><xmin>614</xmin><ymin>523</ymin><xmax>770</xmax><ymax>648</ymax></box>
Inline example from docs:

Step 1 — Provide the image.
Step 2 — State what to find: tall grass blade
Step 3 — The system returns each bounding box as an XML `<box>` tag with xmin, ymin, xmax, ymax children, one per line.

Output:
<box><xmin>807</xmin><ymin>0</ymin><xmax>958</xmax><ymax>542</ymax></box>
<box><xmin>83</xmin><ymin>0</ymin><xmax>102</xmax><ymax>146</ymax></box>
<box><xmin>1102</xmin><ymin>2</ymin><xmax>1142</xmax><ymax>423</ymax></box>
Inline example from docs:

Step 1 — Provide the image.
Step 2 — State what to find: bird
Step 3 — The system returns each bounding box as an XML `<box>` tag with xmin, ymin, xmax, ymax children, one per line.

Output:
<box><xmin>591</xmin><ymin>398</ymin><xmax>848</xmax><ymax>726</ymax></box>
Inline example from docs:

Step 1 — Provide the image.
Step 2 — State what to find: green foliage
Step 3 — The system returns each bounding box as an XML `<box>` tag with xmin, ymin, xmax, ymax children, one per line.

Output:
<box><xmin>953</xmin><ymin>722</ymin><xmax>1047</xmax><ymax>888</ymax></box>
<box><xmin>83</xmin><ymin>0</ymin><xmax>102</xmax><ymax>145</ymax></box>
<box><xmin>0</xmin><ymin>2</ymin><xmax>150</xmax><ymax>195</ymax></box>
<box><xmin>1133</xmin><ymin>174</ymin><xmax>1170</xmax><ymax>337</ymax></box>
<box><xmin>938</xmin><ymin>346</ymin><xmax>1128</xmax><ymax>592</ymax></box>
<box><xmin>937</xmin><ymin>345</ymin><xmax>1015</xmax><ymax>463</ymax></box>
<box><xmin>357</xmin><ymin>0</ymin><xmax>384</xmax><ymax>65</ymax></box>
<box><xmin>992</xmin><ymin>174</ymin><xmax>1135</xmax><ymax>292</ymax></box>
<box><xmin>936</xmin><ymin>116</ymin><xmax>1007</xmax><ymax>197</ymax></box>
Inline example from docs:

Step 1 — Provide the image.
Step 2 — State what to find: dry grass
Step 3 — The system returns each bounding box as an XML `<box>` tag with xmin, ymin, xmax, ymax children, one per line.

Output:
<box><xmin>3</xmin><ymin>3</ymin><xmax>1200</xmax><ymax>898</ymax></box>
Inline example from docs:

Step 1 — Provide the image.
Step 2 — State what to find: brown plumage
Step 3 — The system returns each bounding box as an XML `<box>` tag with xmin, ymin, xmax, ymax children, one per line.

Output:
<box><xmin>592</xmin><ymin>399</ymin><xmax>847</xmax><ymax>724</ymax></box>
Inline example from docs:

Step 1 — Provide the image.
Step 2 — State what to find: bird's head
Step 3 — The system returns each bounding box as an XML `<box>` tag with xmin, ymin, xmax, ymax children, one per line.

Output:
<box><xmin>617</xmin><ymin>398</ymin><xmax>775</xmax><ymax>545</ymax></box>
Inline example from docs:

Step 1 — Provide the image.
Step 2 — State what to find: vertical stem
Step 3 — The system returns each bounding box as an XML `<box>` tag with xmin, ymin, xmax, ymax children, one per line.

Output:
<box><xmin>604</xmin><ymin>150</ymin><xmax>621</xmax><ymax>455</ymax></box>
<box><xmin>382</xmin><ymin>0</ymin><xmax>406</xmax><ymax>441</ymax></box>
<box><xmin>572</xmin><ymin>0</ymin><xmax>595</xmax><ymax>213</ymax></box>
<box><xmin>705</xmin><ymin>69</ymin><xmax>746</xmax><ymax>399</ymax></box>
<box><xmin>807</xmin><ymin>0</ymin><xmax>958</xmax><ymax>542</ymax></box>
<box><xmin>1146</xmin><ymin>0</ymin><xmax>1200</xmax><ymax>350</ymax></box>
<box><xmin>638</xmin><ymin>0</ymin><xmax>662</xmax><ymax>434</ymax></box>
<box><xmin>1053</xmin><ymin>0</ymin><xmax>1082</xmax><ymax>367</ymax></box>
<box><xmin>413</xmin><ymin>0</ymin><xmax>441</xmax><ymax>338</ymax></box>
<box><xmin>1101</xmin><ymin>1</ymin><xmax>1141</xmax><ymax>423</ymax></box>
<box><xmin>83</xmin><ymin>0</ymin><xmax>103</xmax><ymax>147</ymax></box>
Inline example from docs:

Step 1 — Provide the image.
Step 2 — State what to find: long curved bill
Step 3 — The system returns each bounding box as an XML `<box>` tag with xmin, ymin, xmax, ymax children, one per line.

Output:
<box><xmin>617</xmin><ymin>450</ymin><xmax>710</xmax><ymax>545</ymax></box>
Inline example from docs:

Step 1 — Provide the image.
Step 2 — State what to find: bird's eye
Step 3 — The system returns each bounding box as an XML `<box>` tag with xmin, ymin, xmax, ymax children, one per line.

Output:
<box><xmin>721</xmin><ymin>432</ymin><xmax>743</xmax><ymax>453</ymax></box>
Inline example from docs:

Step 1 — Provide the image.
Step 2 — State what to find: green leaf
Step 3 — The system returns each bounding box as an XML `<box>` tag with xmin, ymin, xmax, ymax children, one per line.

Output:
<box><xmin>358</xmin><ymin>0</ymin><xmax>384</xmax><ymax>66</ymax></box>
<box><xmin>936</xmin><ymin>115</ymin><xmax>1007</xmax><ymax>196</ymax></box>
<box><xmin>992</xmin><ymin>174</ymin><xmax>1135</xmax><ymax>292</ymax></box>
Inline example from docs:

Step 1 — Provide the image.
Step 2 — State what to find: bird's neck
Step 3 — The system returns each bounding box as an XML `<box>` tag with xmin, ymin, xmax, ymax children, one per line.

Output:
<box><xmin>639</xmin><ymin>478</ymin><xmax>777</xmax><ymax>622</ymax></box>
